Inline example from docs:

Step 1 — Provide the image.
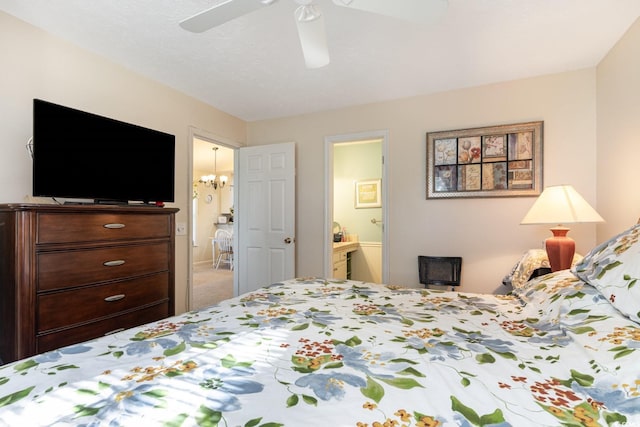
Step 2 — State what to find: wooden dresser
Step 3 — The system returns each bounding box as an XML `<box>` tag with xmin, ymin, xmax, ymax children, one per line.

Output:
<box><xmin>0</xmin><ymin>204</ymin><xmax>178</xmax><ymax>364</ymax></box>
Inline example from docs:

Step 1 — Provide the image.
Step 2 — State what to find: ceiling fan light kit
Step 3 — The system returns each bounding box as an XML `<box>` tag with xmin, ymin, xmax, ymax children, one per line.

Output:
<box><xmin>179</xmin><ymin>0</ymin><xmax>448</xmax><ymax>68</ymax></box>
<box><xmin>295</xmin><ymin>3</ymin><xmax>321</xmax><ymax>22</ymax></box>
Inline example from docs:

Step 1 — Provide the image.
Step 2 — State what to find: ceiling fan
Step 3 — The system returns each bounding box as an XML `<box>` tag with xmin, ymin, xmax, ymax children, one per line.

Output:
<box><xmin>179</xmin><ymin>0</ymin><xmax>448</xmax><ymax>69</ymax></box>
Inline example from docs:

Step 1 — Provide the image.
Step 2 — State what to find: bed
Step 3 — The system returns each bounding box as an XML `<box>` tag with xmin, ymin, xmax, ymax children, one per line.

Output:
<box><xmin>2</xmin><ymin>225</ymin><xmax>640</xmax><ymax>426</ymax></box>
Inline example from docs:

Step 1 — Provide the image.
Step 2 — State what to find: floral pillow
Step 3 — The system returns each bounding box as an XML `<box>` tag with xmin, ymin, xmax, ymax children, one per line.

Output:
<box><xmin>572</xmin><ymin>223</ymin><xmax>640</xmax><ymax>323</ymax></box>
<box><xmin>503</xmin><ymin>249</ymin><xmax>582</xmax><ymax>289</ymax></box>
<box><xmin>512</xmin><ymin>269</ymin><xmax>613</xmax><ymax>325</ymax></box>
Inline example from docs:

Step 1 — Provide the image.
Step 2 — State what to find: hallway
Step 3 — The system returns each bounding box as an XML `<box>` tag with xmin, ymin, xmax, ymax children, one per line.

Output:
<box><xmin>192</xmin><ymin>263</ymin><xmax>233</xmax><ymax>310</ymax></box>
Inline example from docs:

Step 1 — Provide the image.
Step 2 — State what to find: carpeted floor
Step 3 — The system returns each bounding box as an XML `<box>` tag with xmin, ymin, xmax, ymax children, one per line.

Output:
<box><xmin>192</xmin><ymin>262</ymin><xmax>234</xmax><ymax>310</ymax></box>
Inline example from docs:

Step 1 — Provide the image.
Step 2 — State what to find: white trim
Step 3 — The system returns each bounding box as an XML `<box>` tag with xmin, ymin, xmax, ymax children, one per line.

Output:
<box><xmin>356</xmin><ymin>241</ymin><xmax>383</xmax><ymax>248</ymax></box>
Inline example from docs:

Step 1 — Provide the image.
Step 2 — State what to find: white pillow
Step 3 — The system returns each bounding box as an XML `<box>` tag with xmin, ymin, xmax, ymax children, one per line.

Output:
<box><xmin>572</xmin><ymin>223</ymin><xmax>640</xmax><ymax>323</ymax></box>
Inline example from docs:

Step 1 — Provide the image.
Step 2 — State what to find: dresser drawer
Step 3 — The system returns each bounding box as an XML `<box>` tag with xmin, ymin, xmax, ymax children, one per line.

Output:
<box><xmin>37</xmin><ymin>212</ymin><xmax>171</xmax><ymax>244</ymax></box>
<box><xmin>38</xmin><ymin>242</ymin><xmax>170</xmax><ymax>291</ymax></box>
<box><xmin>38</xmin><ymin>273</ymin><xmax>169</xmax><ymax>332</ymax></box>
<box><xmin>36</xmin><ymin>303</ymin><xmax>169</xmax><ymax>354</ymax></box>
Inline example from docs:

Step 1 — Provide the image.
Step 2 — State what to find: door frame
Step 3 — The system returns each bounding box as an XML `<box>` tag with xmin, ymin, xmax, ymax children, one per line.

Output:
<box><xmin>187</xmin><ymin>126</ymin><xmax>241</xmax><ymax>310</ymax></box>
<box><xmin>324</xmin><ymin>130</ymin><xmax>389</xmax><ymax>283</ymax></box>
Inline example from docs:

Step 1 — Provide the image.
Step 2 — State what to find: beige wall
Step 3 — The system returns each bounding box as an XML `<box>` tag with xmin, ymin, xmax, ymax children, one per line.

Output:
<box><xmin>248</xmin><ymin>70</ymin><xmax>599</xmax><ymax>293</ymax></box>
<box><xmin>596</xmin><ymin>17</ymin><xmax>640</xmax><ymax>239</ymax></box>
<box><xmin>3</xmin><ymin>9</ymin><xmax>638</xmax><ymax>298</ymax></box>
<box><xmin>0</xmin><ymin>11</ymin><xmax>246</xmax><ymax>313</ymax></box>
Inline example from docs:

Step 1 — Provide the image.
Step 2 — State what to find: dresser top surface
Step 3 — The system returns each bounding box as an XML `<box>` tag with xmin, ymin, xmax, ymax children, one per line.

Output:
<box><xmin>0</xmin><ymin>203</ymin><xmax>179</xmax><ymax>214</ymax></box>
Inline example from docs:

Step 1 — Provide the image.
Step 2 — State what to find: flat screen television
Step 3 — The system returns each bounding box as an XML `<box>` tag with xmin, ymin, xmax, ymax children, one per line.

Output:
<box><xmin>32</xmin><ymin>99</ymin><xmax>175</xmax><ymax>204</ymax></box>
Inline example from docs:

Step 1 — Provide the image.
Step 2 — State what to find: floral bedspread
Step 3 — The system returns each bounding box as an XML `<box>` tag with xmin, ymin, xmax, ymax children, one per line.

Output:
<box><xmin>1</xmin><ymin>273</ymin><xmax>639</xmax><ymax>426</ymax></box>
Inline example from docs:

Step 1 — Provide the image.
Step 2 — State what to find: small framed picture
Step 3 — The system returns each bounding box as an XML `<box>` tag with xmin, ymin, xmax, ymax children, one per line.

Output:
<box><xmin>355</xmin><ymin>179</ymin><xmax>381</xmax><ymax>209</ymax></box>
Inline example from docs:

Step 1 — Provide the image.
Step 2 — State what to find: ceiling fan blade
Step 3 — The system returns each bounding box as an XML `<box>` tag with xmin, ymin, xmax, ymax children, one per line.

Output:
<box><xmin>180</xmin><ymin>0</ymin><xmax>276</xmax><ymax>33</ymax></box>
<box><xmin>295</xmin><ymin>5</ymin><xmax>330</xmax><ymax>69</ymax></box>
<box><xmin>331</xmin><ymin>0</ymin><xmax>448</xmax><ymax>24</ymax></box>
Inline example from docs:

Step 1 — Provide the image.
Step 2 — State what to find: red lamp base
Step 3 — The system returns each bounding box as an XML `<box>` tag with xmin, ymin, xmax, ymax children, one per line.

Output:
<box><xmin>545</xmin><ymin>227</ymin><xmax>575</xmax><ymax>272</ymax></box>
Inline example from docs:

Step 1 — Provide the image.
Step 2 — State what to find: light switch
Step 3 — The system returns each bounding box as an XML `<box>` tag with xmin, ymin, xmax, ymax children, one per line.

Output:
<box><xmin>176</xmin><ymin>222</ymin><xmax>187</xmax><ymax>235</ymax></box>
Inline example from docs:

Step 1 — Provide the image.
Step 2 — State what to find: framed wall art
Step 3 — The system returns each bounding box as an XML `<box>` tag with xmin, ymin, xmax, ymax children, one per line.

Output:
<box><xmin>355</xmin><ymin>179</ymin><xmax>382</xmax><ymax>208</ymax></box>
<box><xmin>426</xmin><ymin>121</ymin><xmax>543</xmax><ymax>199</ymax></box>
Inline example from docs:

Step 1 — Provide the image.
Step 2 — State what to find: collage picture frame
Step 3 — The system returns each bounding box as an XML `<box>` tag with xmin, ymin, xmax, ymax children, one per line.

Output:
<box><xmin>426</xmin><ymin>121</ymin><xmax>543</xmax><ymax>199</ymax></box>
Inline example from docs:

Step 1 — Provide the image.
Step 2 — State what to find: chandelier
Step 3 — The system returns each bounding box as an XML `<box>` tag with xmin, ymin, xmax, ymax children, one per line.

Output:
<box><xmin>199</xmin><ymin>147</ymin><xmax>228</xmax><ymax>190</ymax></box>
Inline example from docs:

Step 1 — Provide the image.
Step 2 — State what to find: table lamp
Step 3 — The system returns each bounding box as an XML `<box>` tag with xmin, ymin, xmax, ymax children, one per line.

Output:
<box><xmin>521</xmin><ymin>185</ymin><xmax>604</xmax><ymax>272</ymax></box>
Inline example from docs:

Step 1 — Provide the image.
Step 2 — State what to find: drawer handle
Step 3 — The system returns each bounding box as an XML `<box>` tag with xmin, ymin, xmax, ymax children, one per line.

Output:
<box><xmin>104</xmin><ymin>223</ymin><xmax>126</xmax><ymax>229</ymax></box>
<box><xmin>103</xmin><ymin>260</ymin><xmax>125</xmax><ymax>267</ymax></box>
<box><xmin>104</xmin><ymin>294</ymin><xmax>125</xmax><ymax>302</ymax></box>
<box><xmin>104</xmin><ymin>328</ymin><xmax>125</xmax><ymax>336</ymax></box>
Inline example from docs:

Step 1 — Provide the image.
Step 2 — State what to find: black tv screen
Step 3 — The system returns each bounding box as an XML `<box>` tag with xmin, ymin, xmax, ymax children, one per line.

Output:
<box><xmin>32</xmin><ymin>99</ymin><xmax>175</xmax><ymax>204</ymax></box>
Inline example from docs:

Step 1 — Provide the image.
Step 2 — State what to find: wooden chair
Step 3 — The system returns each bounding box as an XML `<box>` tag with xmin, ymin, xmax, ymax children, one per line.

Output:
<box><xmin>213</xmin><ymin>229</ymin><xmax>233</xmax><ymax>270</ymax></box>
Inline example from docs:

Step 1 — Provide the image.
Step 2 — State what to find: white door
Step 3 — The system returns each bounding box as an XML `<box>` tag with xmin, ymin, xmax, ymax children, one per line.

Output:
<box><xmin>237</xmin><ymin>142</ymin><xmax>296</xmax><ymax>295</ymax></box>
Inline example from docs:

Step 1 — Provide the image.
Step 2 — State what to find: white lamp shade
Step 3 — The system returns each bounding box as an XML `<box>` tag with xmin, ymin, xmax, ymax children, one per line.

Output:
<box><xmin>521</xmin><ymin>185</ymin><xmax>604</xmax><ymax>225</ymax></box>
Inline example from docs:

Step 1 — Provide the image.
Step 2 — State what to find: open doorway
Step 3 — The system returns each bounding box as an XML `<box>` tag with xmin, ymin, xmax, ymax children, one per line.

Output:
<box><xmin>324</xmin><ymin>131</ymin><xmax>389</xmax><ymax>283</ymax></box>
<box><xmin>188</xmin><ymin>128</ymin><xmax>240</xmax><ymax>310</ymax></box>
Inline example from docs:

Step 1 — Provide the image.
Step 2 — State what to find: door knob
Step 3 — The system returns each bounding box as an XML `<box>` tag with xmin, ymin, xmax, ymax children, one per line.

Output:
<box><xmin>284</xmin><ymin>237</ymin><xmax>293</xmax><ymax>244</ymax></box>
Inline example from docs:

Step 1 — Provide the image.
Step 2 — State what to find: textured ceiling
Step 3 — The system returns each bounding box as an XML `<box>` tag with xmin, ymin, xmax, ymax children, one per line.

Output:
<box><xmin>1</xmin><ymin>0</ymin><xmax>639</xmax><ymax>122</ymax></box>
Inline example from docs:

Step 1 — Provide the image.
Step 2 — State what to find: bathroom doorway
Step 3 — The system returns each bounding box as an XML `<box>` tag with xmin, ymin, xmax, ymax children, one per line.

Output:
<box><xmin>324</xmin><ymin>130</ymin><xmax>389</xmax><ymax>283</ymax></box>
